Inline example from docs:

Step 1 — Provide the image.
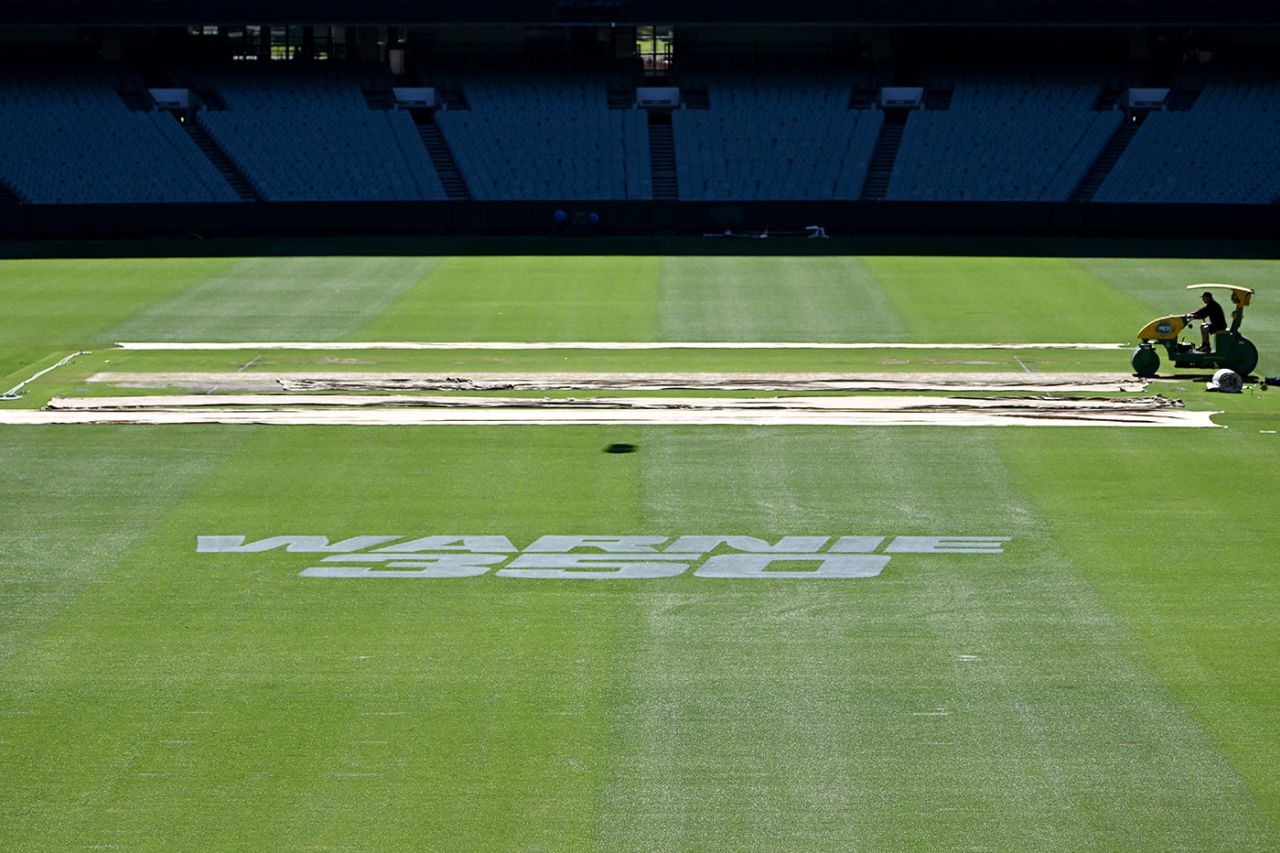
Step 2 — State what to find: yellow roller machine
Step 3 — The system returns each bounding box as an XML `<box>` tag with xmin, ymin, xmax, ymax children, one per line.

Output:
<box><xmin>1131</xmin><ymin>284</ymin><xmax>1258</xmax><ymax>378</ymax></box>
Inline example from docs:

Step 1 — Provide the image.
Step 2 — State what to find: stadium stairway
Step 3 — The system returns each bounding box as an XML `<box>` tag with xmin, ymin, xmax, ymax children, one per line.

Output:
<box><xmin>183</xmin><ymin>122</ymin><xmax>259</xmax><ymax>201</ymax></box>
<box><xmin>1092</xmin><ymin>86</ymin><xmax>1123</xmax><ymax>111</ymax></box>
<box><xmin>648</xmin><ymin>115</ymin><xmax>678</xmax><ymax>200</ymax></box>
<box><xmin>861</xmin><ymin>120</ymin><xmax>905</xmax><ymax>200</ymax></box>
<box><xmin>683</xmin><ymin>87</ymin><xmax>710</xmax><ymax>109</ymax></box>
<box><xmin>0</xmin><ymin>178</ymin><xmax>24</xmax><ymax>203</ymax></box>
<box><xmin>1167</xmin><ymin>87</ymin><xmax>1202</xmax><ymax>111</ymax></box>
<box><xmin>1072</xmin><ymin>120</ymin><xmax>1139</xmax><ymax>201</ymax></box>
<box><xmin>363</xmin><ymin>89</ymin><xmax>394</xmax><ymax>110</ymax></box>
<box><xmin>195</xmin><ymin>88</ymin><xmax>228</xmax><ymax>111</ymax></box>
<box><xmin>117</xmin><ymin>90</ymin><xmax>152</xmax><ymax>112</ymax></box>
<box><xmin>437</xmin><ymin>85</ymin><xmax>469</xmax><ymax>110</ymax></box>
<box><xmin>923</xmin><ymin>87</ymin><xmax>953</xmax><ymax>110</ymax></box>
<box><xmin>415</xmin><ymin>119</ymin><xmax>470</xmax><ymax>200</ymax></box>
<box><xmin>848</xmin><ymin>87</ymin><xmax>877</xmax><ymax>109</ymax></box>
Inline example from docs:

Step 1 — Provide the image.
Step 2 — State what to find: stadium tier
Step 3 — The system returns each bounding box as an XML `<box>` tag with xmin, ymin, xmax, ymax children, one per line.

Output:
<box><xmin>1</xmin><ymin>60</ymin><xmax>1279</xmax><ymax>213</ymax></box>
<box><xmin>187</xmin><ymin>66</ymin><xmax>446</xmax><ymax>201</ymax></box>
<box><xmin>0</xmin><ymin>70</ymin><xmax>242</xmax><ymax>204</ymax></box>
<box><xmin>672</xmin><ymin>72</ymin><xmax>885</xmax><ymax>200</ymax></box>
<box><xmin>434</xmin><ymin>72</ymin><xmax>651</xmax><ymax>200</ymax></box>
<box><xmin>1094</xmin><ymin>70</ymin><xmax>1280</xmax><ymax>204</ymax></box>
<box><xmin>885</xmin><ymin>71</ymin><xmax>1123</xmax><ymax>202</ymax></box>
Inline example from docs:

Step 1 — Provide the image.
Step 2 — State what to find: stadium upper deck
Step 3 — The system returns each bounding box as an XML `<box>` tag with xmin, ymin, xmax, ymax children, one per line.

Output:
<box><xmin>2</xmin><ymin>8</ymin><xmax>1280</xmax><ymax>235</ymax></box>
<box><xmin>3</xmin><ymin>0</ymin><xmax>1280</xmax><ymax>26</ymax></box>
<box><xmin>3</xmin><ymin>61</ymin><xmax>1277</xmax><ymax>206</ymax></box>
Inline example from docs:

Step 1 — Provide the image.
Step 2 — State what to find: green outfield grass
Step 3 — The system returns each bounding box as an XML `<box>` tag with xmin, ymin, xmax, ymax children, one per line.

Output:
<box><xmin>2</xmin><ymin>242</ymin><xmax>1278</xmax><ymax>850</ymax></box>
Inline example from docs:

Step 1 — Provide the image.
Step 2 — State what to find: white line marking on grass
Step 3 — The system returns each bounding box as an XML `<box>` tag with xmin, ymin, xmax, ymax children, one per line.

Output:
<box><xmin>1</xmin><ymin>351</ymin><xmax>91</xmax><ymax>399</ymax></box>
<box><xmin>912</xmin><ymin>710</ymin><xmax>951</xmax><ymax>717</ymax></box>
<box><xmin>330</xmin><ymin>772</ymin><xmax>380</xmax><ymax>778</ymax></box>
<box><xmin>114</xmin><ymin>341</ymin><xmax>1127</xmax><ymax>352</ymax></box>
<box><xmin>206</xmin><ymin>353</ymin><xmax>265</xmax><ymax>394</ymax></box>
<box><xmin>1012</xmin><ymin>354</ymin><xmax>1033</xmax><ymax>373</ymax></box>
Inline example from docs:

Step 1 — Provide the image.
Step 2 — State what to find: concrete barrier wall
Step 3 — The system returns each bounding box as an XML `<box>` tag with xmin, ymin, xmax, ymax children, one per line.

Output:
<box><xmin>1</xmin><ymin>200</ymin><xmax>1277</xmax><ymax>239</ymax></box>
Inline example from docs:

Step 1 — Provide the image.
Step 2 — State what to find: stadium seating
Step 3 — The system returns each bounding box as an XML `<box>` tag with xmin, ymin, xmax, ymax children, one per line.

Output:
<box><xmin>886</xmin><ymin>70</ymin><xmax>1121</xmax><ymax>201</ymax></box>
<box><xmin>4</xmin><ymin>62</ymin><xmax>1280</xmax><ymax>208</ymax></box>
<box><xmin>0</xmin><ymin>70</ymin><xmax>241</xmax><ymax>203</ymax></box>
<box><xmin>187</xmin><ymin>66</ymin><xmax>446</xmax><ymax>201</ymax></box>
<box><xmin>672</xmin><ymin>71</ymin><xmax>885</xmax><ymax>200</ymax></box>
<box><xmin>1093</xmin><ymin>70</ymin><xmax>1280</xmax><ymax>204</ymax></box>
<box><xmin>434</xmin><ymin>72</ymin><xmax>651</xmax><ymax>200</ymax></box>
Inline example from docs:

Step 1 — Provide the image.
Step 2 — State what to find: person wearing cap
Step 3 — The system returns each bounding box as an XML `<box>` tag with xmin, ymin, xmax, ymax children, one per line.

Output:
<box><xmin>1187</xmin><ymin>291</ymin><xmax>1226</xmax><ymax>353</ymax></box>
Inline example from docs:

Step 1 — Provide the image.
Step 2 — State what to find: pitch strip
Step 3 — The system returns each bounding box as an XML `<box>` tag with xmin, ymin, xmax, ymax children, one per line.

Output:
<box><xmin>114</xmin><ymin>341</ymin><xmax>1127</xmax><ymax>351</ymax></box>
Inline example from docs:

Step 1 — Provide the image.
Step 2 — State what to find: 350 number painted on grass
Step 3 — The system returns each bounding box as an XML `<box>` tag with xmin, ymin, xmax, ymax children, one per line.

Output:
<box><xmin>198</xmin><ymin>535</ymin><xmax>1011</xmax><ymax>579</ymax></box>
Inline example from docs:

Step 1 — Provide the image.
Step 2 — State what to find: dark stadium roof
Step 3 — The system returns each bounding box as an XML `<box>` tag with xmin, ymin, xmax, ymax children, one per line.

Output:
<box><xmin>2</xmin><ymin>0</ymin><xmax>1280</xmax><ymax>27</ymax></box>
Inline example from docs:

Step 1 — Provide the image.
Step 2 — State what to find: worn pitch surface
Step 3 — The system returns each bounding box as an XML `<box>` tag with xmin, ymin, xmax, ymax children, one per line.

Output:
<box><xmin>1</xmin><ymin>245</ymin><xmax>1278</xmax><ymax>850</ymax></box>
<box><xmin>83</xmin><ymin>369</ymin><xmax>1150</xmax><ymax>393</ymax></box>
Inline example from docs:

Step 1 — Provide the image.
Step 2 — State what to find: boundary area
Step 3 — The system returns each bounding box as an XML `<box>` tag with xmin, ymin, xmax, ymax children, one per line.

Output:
<box><xmin>0</xmin><ymin>351</ymin><xmax>91</xmax><ymax>400</ymax></box>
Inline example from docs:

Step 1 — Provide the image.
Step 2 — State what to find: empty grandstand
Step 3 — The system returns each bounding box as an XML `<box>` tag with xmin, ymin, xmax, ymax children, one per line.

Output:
<box><xmin>672</xmin><ymin>71</ymin><xmax>884</xmax><ymax>200</ymax></box>
<box><xmin>187</xmin><ymin>66</ymin><xmax>446</xmax><ymax>201</ymax></box>
<box><xmin>0</xmin><ymin>70</ymin><xmax>242</xmax><ymax>204</ymax></box>
<box><xmin>2</xmin><ymin>5</ymin><xmax>1280</xmax><ymax>236</ymax></box>
<box><xmin>885</xmin><ymin>70</ymin><xmax>1124</xmax><ymax>202</ymax></box>
<box><xmin>1094</xmin><ymin>69</ymin><xmax>1280</xmax><ymax>204</ymax></box>
<box><xmin>435</xmin><ymin>73</ymin><xmax>651</xmax><ymax>200</ymax></box>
